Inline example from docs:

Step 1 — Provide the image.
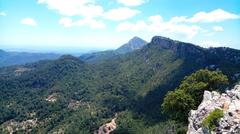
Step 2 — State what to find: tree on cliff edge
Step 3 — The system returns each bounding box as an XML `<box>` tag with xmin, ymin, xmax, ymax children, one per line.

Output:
<box><xmin>162</xmin><ymin>69</ymin><xmax>228</xmax><ymax>122</ymax></box>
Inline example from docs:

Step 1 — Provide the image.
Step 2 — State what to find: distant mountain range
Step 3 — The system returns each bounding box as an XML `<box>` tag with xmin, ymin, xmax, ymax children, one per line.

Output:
<box><xmin>0</xmin><ymin>49</ymin><xmax>60</xmax><ymax>67</ymax></box>
<box><xmin>0</xmin><ymin>36</ymin><xmax>240</xmax><ymax>134</ymax></box>
<box><xmin>0</xmin><ymin>37</ymin><xmax>147</xmax><ymax>67</ymax></box>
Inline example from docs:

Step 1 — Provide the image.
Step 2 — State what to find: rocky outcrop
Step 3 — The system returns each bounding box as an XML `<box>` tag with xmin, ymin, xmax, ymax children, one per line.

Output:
<box><xmin>45</xmin><ymin>94</ymin><xmax>58</xmax><ymax>102</ymax></box>
<box><xmin>14</xmin><ymin>67</ymin><xmax>31</xmax><ymax>76</ymax></box>
<box><xmin>187</xmin><ymin>85</ymin><xmax>240</xmax><ymax>134</ymax></box>
<box><xmin>96</xmin><ymin>117</ymin><xmax>117</xmax><ymax>134</ymax></box>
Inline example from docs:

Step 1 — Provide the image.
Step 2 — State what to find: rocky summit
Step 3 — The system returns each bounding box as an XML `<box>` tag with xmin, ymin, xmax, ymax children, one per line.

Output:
<box><xmin>187</xmin><ymin>85</ymin><xmax>240</xmax><ymax>134</ymax></box>
<box><xmin>116</xmin><ymin>36</ymin><xmax>147</xmax><ymax>54</ymax></box>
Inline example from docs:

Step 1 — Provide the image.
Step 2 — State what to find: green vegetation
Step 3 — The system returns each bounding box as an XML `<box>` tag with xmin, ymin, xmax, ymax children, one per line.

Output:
<box><xmin>0</xmin><ymin>37</ymin><xmax>240</xmax><ymax>134</ymax></box>
<box><xmin>0</xmin><ymin>50</ymin><xmax>186</xmax><ymax>133</ymax></box>
<box><xmin>162</xmin><ymin>69</ymin><xmax>228</xmax><ymax>122</ymax></box>
<box><xmin>161</xmin><ymin>89</ymin><xmax>195</xmax><ymax>122</ymax></box>
<box><xmin>202</xmin><ymin>109</ymin><xmax>224</xmax><ymax>131</ymax></box>
<box><xmin>113</xmin><ymin>111</ymin><xmax>186</xmax><ymax>134</ymax></box>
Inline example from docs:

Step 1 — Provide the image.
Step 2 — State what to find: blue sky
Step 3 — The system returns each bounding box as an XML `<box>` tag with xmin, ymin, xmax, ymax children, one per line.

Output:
<box><xmin>0</xmin><ymin>0</ymin><xmax>240</xmax><ymax>53</ymax></box>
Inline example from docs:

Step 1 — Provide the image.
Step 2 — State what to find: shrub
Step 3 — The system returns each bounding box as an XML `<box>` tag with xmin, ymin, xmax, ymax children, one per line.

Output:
<box><xmin>162</xmin><ymin>90</ymin><xmax>195</xmax><ymax>122</ymax></box>
<box><xmin>202</xmin><ymin>109</ymin><xmax>224</xmax><ymax>131</ymax></box>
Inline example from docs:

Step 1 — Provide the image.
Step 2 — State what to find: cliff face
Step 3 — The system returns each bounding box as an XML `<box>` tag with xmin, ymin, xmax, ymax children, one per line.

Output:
<box><xmin>150</xmin><ymin>36</ymin><xmax>207</xmax><ymax>66</ymax></box>
<box><xmin>187</xmin><ymin>85</ymin><xmax>240</xmax><ymax>134</ymax></box>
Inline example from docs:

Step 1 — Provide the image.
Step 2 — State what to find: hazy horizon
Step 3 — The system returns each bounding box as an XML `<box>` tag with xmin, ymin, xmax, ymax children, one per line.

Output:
<box><xmin>0</xmin><ymin>44</ymin><xmax>113</xmax><ymax>54</ymax></box>
<box><xmin>1</xmin><ymin>34</ymin><xmax>240</xmax><ymax>54</ymax></box>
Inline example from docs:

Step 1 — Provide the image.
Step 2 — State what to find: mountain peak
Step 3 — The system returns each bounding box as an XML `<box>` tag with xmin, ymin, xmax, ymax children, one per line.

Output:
<box><xmin>128</xmin><ymin>36</ymin><xmax>147</xmax><ymax>44</ymax></box>
<box><xmin>116</xmin><ymin>36</ymin><xmax>148</xmax><ymax>54</ymax></box>
<box><xmin>59</xmin><ymin>55</ymin><xmax>84</xmax><ymax>63</ymax></box>
<box><xmin>151</xmin><ymin>36</ymin><xmax>177</xmax><ymax>49</ymax></box>
<box><xmin>59</xmin><ymin>54</ymin><xmax>77</xmax><ymax>59</ymax></box>
<box><xmin>152</xmin><ymin>36</ymin><xmax>171</xmax><ymax>41</ymax></box>
<box><xmin>130</xmin><ymin>36</ymin><xmax>143</xmax><ymax>41</ymax></box>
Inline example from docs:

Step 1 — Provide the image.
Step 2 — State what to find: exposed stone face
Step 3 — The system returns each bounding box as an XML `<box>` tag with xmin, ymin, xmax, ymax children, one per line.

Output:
<box><xmin>14</xmin><ymin>67</ymin><xmax>31</xmax><ymax>76</ymax></box>
<box><xmin>151</xmin><ymin>36</ymin><xmax>175</xmax><ymax>50</ymax></box>
<box><xmin>45</xmin><ymin>93</ymin><xmax>58</xmax><ymax>102</ymax></box>
<box><xmin>96</xmin><ymin>117</ymin><xmax>117</xmax><ymax>134</ymax></box>
<box><xmin>187</xmin><ymin>85</ymin><xmax>240</xmax><ymax>134</ymax></box>
<box><xmin>150</xmin><ymin>36</ymin><xmax>207</xmax><ymax>64</ymax></box>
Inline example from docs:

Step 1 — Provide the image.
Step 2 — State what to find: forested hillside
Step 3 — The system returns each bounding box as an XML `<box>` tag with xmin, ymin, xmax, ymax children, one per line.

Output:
<box><xmin>1</xmin><ymin>36</ymin><xmax>240</xmax><ymax>134</ymax></box>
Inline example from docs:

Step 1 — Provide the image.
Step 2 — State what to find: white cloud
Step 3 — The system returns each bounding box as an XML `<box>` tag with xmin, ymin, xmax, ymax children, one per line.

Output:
<box><xmin>38</xmin><ymin>0</ymin><xmax>141</xmax><ymax>29</ymax></box>
<box><xmin>116</xmin><ymin>9</ymin><xmax>239</xmax><ymax>39</ymax></box>
<box><xmin>148</xmin><ymin>15</ymin><xmax>163</xmax><ymax>23</ymax></box>
<box><xmin>117</xmin><ymin>0</ymin><xmax>146</xmax><ymax>6</ymax></box>
<box><xmin>104</xmin><ymin>7</ymin><xmax>140</xmax><ymax>21</ymax></box>
<box><xmin>116</xmin><ymin>15</ymin><xmax>202</xmax><ymax>39</ymax></box>
<box><xmin>20</xmin><ymin>18</ymin><xmax>37</xmax><ymax>26</ymax></box>
<box><xmin>200</xmin><ymin>40</ymin><xmax>222</xmax><ymax>48</ymax></box>
<box><xmin>59</xmin><ymin>17</ymin><xmax>73</xmax><ymax>27</ymax></box>
<box><xmin>59</xmin><ymin>17</ymin><xmax>105</xmax><ymax>29</ymax></box>
<box><xmin>0</xmin><ymin>11</ymin><xmax>7</xmax><ymax>16</ymax></box>
<box><xmin>38</xmin><ymin>0</ymin><xmax>103</xmax><ymax>18</ymax></box>
<box><xmin>188</xmin><ymin>9</ymin><xmax>240</xmax><ymax>23</ymax></box>
<box><xmin>37</xmin><ymin>0</ymin><xmax>142</xmax><ymax>21</ymax></box>
<box><xmin>38</xmin><ymin>0</ymin><xmax>107</xmax><ymax>29</ymax></box>
<box><xmin>213</xmin><ymin>26</ymin><xmax>224</xmax><ymax>32</ymax></box>
<box><xmin>167</xmin><ymin>9</ymin><xmax>240</xmax><ymax>24</ymax></box>
<box><xmin>116</xmin><ymin>20</ymin><xmax>148</xmax><ymax>32</ymax></box>
<box><xmin>169</xmin><ymin>16</ymin><xmax>187</xmax><ymax>23</ymax></box>
<box><xmin>38</xmin><ymin>0</ymin><xmax>143</xmax><ymax>30</ymax></box>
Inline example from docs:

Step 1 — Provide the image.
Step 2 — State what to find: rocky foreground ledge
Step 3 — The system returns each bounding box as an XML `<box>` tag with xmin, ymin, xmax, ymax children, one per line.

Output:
<box><xmin>187</xmin><ymin>85</ymin><xmax>240</xmax><ymax>134</ymax></box>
